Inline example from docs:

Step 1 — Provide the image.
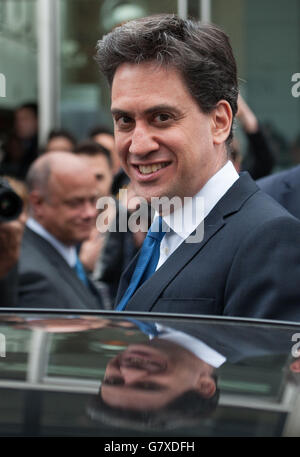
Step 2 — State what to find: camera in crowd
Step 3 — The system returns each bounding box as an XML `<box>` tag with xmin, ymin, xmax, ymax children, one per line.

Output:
<box><xmin>0</xmin><ymin>177</ymin><xmax>23</xmax><ymax>222</ymax></box>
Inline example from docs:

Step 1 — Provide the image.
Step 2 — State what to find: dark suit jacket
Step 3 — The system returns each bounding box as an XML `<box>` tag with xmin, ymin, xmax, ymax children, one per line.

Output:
<box><xmin>0</xmin><ymin>265</ymin><xmax>18</xmax><ymax>307</ymax></box>
<box><xmin>155</xmin><ymin>320</ymin><xmax>298</xmax><ymax>364</ymax></box>
<box><xmin>257</xmin><ymin>165</ymin><xmax>300</xmax><ymax>219</ymax></box>
<box><xmin>115</xmin><ymin>173</ymin><xmax>300</xmax><ymax>321</ymax></box>
<box><xmin>18</xmin><ymin>227</ymin><xmax>103</xmax><ymax>310</ymax></box>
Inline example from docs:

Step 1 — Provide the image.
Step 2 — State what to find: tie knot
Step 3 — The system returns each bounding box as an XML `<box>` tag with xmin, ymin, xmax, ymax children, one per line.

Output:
<box><xmin>147</xmin><ymin>216</ymin><xmax>166</xmax><ymax>242</ymax></box>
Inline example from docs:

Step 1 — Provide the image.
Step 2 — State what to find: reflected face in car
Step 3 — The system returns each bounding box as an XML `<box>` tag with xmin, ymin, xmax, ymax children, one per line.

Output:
<box><xmin>101</xmin><ymin>340</ymin><xmax>216</xmax><ymax>410</ymax></box>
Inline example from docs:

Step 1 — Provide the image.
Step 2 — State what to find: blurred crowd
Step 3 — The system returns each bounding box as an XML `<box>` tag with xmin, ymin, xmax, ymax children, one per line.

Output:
<box><xmin>0</xmin><ymin>95</ymin><xmax>299</xmax><ymax>310</ymax></box>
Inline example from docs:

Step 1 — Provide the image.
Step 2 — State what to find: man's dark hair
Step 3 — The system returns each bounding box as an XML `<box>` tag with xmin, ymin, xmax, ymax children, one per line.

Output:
<box><xmin>47</xmin><ymin>128</ymin><xmax>76</xmax><ymax>146</ymax></box>
<box><xmin>87</xmin><ymin>383</ymin><xmax>219</xmax><ymax>432</ymax></box>
<box><xmin>89</xmin><ymin>125</ymin><xmax>114</xmax><ymax>138</ymax></box>
<box><xmin>95</xmin><ymin>14</ymin><xmax>238</xmax><ymax>143</ymax></box>
<box><xmin>17</xmin><ymin>102</ymin><xmax>38</xmax><ymax>117</ymax></box>
<box><xmin>74</xmin><ymin>140</ymin><xmax>113</xmax><ymax>168</ymax></box>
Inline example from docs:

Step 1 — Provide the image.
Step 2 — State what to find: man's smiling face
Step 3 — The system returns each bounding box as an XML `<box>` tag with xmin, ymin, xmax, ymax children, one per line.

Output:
<box><xmin>111</xmin><ymin>61</ymin><xmax>227</xmax><ymax>203</ymax></box>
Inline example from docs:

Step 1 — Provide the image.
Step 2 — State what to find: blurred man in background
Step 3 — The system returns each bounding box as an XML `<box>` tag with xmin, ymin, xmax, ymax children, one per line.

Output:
<box><xmin>0</xmin><ymin>177</ymin><xmax>25</xmax><ymax>306</ymax></box>
<box><xmin>44</xmin><ymin>128</ymin><xmax>77</xmax><ymax>153</ymax></box>
<box><xmin>18</xmin><ymin>152</ymin><xmax>104</xmax><ymax>309</ymax></box>
<box><xmin>74</xmin><ymin>140</ymin><xmax>113</xmax><ymax>199</ymax></box>
<box><xmin>257</xmin><ymin>164</ymin><xmax>300</xmax><ymax>220</ymax></box>
<box><xmin>0</xmin><ymin>102</ymin><xmax>38</xmax><ymax>180</ymax></box>
<box><xmin>89</xmin><ymin>125</ymin><xmax>129</xmax><ymax>195</ymax></box>
<box><xmin>74</xmin><ymin>140</ymin><xmax>114</xmax><ymax>280</ymax></box>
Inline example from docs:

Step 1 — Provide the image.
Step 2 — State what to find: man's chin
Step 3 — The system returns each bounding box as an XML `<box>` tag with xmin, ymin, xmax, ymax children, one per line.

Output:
<box><xmin>67</xmin><ymin>232</ymin><xmax>93</xmax><ymax>245</ymax></box>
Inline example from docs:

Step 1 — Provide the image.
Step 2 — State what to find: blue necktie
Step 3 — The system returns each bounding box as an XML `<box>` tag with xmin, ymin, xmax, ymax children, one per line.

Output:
<box><xmin>74</xmin><ymin>256</ymin><xmax>89</xmax><ymax>288</ymax></box>
<box><xmin>116</xmin><ymin>216</ymin><xmax>166</xmax><ymax>311</ymax></box>
<box><xmin>127</xmin><ymin>318</ymin><xmax>159</xmax><ymax>337</ymax></box>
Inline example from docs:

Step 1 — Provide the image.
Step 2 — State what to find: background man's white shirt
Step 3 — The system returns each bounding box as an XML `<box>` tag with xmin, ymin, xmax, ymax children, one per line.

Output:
<box><xmin>26</xmin><ymin>217</ymin><xmax>77</xmax><ymax>268</ymax></box>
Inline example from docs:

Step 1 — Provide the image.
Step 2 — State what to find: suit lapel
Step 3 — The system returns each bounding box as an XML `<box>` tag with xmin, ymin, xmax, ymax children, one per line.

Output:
<box><xmin>122</xmin><ymin>172</ymin><xmax>259</xmax><ymax>312</ymax></box>
<box><xmin>114</xmin><ymin>250</ymin><xmax>140</xmax><ymax>305</ymax></box>
<box><xmin>280</xmin><ymin>171</ymin><xmax>300</xmax><ymax>218</ymax></box>
<box><xmin>24</xmin><ymin>228</ymin><xmax>100</xmax><ymax>309</ymax></box>
<box><xmin>52</xmin><ymin>256</ymin><xmax>100</xmax><ymax>309</ymax></box>
<box><xmin>127</xmin><ymin>211</ymin><xmax>225</xmax><ymax>311</ymax></box>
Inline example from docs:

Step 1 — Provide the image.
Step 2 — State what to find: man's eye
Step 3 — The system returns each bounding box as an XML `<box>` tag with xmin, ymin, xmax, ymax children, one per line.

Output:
<box><xmin>65</xmin><ymin>200</ymin><xmax>80</xmax><ymax>208</ymax></box>
<box><xmin>103</xmin><ymin>376</ymin><xmax>124</xmax><ymax>386</ymax></box>
<box><xmin>115</xmin><ymin>116</ymin><xmax>133</xmax><ymax>128</ymax></box>
<box><xmin>154</xmin><ymin>113</ymin><xmax>171</xmax><ymax>123</ymax></box>
<box><xmin>133</xmin><ymin>382</ymin><xmax>164</xmax><ymax>391</ymax></box>
<box><xmin>90</xmin><ymin>196</ymin><xmax>99</xmax><ymax>205</ymax></box>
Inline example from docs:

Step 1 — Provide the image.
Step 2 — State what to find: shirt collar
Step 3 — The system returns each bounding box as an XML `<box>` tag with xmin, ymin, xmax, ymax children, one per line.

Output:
<box><xmin>26</xmin><ymin>217</ymin><xmax>77</xmax><ymax>267</ymax></box>
<box><xmin>155</xmin><ymin>324</ymin><xmax>226</xmax><ymax>368</ymax></box>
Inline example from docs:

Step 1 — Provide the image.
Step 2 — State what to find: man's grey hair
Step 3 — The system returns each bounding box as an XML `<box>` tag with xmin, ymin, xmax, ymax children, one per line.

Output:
<box><xmin>26</xmin><ymin>157</ymin><xmax>52</xmax><ymax>198</ymax></box>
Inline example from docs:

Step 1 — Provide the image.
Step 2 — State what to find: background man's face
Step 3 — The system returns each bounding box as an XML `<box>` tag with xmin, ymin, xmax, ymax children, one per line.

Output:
<box><xmin>92</xmin><ymin>133</ymin><xmax>120</xmax><ymax>174</ymax></box>
<box><xmin>111</xmin><ymin>61</ymin><xmax>223</xmax><ymax>203</ymax></box>
<box><xmin>38</xmin><ymin>169</ymin><xmax>99</xmax><ymax>245</ymax></box>
<box><xmin>101</xmin><ymin>340</ymin><xmax>215</xmax><ymax>410</ymax></box>
<box><xmin>46</xmin><ymin>136</ymin><xmax>74</xmax><ymax>153</ymax></box>
<box><xmin>15</xmin><ymin>108</ymin><xmax>37</xmax><ymax>139</ymax></box>
<box><xmin>80</xmin><ymin>154</ymin><xmax>113</xmax><ymax>197</ymax></box>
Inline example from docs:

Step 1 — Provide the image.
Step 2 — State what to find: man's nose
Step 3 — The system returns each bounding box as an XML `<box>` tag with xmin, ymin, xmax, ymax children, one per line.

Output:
<box><xmin>82</xmin><ymin>201</ymin><xmax>97</xmax><ymax>219</ymax></box>
<box><xmin>129</xmin><ymin>124</ymin><xmax>159</xmax><ymax>156</ymax></box>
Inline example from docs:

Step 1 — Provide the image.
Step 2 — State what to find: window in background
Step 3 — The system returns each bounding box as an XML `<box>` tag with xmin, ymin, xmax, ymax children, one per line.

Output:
<box><xmin>212</xmin><ymin>0</ymin><xmax>300</xmax><ymax>167</ymax></box>
<box><xmin>0</xmin><ymin>0</ymin><xmax>37</xmax><ymax>149</ymax></box>
<box><xmin>59</xmin><ymin>0</ymin><xmax>178</xmax><ymax>141</ymax></box>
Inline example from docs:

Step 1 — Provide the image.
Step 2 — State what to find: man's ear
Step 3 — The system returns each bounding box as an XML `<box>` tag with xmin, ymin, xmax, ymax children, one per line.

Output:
<box><xmin>290</xmin><ymin>359</ymin><xmax>300</xmax><ymax>373</ymax></box>
<box><xmin>29</xmin><ymin>190</ymin><xmax>45</xmax><ymax>217</ymax></box>
<box><xmin>195</xmin><ymin>375</ymin><xmax>216</xmax><ymax>399</ymax></box>
<box><xmin>211</xmin><ymin>100</ymin><xmax>233</xmax><ymax>146</ymax></box>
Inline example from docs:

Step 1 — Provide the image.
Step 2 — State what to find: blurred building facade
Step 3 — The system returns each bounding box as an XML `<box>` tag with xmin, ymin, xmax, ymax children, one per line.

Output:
<box><xmin>0</xmin><ymin>0</ymin><xmax>300</xmax><ymax>165</ymax></box>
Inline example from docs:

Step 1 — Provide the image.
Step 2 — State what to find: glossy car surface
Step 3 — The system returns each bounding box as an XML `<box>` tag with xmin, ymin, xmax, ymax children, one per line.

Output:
<box><xmin>0</xmin><ymin>309</ymin><xmax>300</xmax><ymax>437</ymax></box>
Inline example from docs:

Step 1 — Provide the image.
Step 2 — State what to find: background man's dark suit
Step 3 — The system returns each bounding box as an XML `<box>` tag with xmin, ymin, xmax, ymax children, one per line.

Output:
<box><xmin>116</xmin><ymin>173</ymin><xmax>300</xmax><ymax>321</ymax></box>
<box><xmin>18</xmin><ymin>227</ymin><xmax>103</xmax><ymax>309</ymax></box>
<box><xmin>257</xmin><ymin>165</ymin><xmax>300</xmax><ymax>219</ymax></box>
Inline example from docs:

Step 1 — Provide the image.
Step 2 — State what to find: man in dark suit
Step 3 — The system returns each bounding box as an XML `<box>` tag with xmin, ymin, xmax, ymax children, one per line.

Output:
<box><xmin>257</xmin><ymin>165</ymin><xmax>300</xmax><ymax>219</ymax></box>
<box><xmin>18</xmin><ymin>152</ymin><xmax>103</xmax><ymax>309</ymax></box>
<box><xmin>95</xmin><ymin>14</ymin><xmax>300</xmax><ymax>321</ymax></box>
<box><xmin>0</xmin><ymin>212</ymin><xmax>25</xmax><ymax>307</ymax></box>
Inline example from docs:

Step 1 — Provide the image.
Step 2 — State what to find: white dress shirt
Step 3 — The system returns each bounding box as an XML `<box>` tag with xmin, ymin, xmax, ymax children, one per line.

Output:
<box><xmin>156</xmin><ymin>161</ymin><xmax>239</xmax><ymax>269</ymax></box>
<box><xmin>26</xmin><ymin>217</ymin><xmax>77</xmax><ymax>268</ymax></box>
<box><xmin>155</xmin><ymin>324</ymin><xmax>226</xmax><ymax>368</ymax></box>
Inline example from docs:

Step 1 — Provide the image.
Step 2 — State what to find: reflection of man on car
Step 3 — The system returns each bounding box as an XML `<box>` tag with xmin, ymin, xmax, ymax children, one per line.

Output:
<box><xmin>101</xmin><ymin>325</ymin><xmax>222</xmax><ymax>408</ymax></box>
<box><xmin>88</xmin><ymin>319</ymin><xmax>300</xmax><ymax>431</ymax></box>
<box><xmin>88</xmin><ymin>321</ymin><xmax>222</xmax><ymax>430</ymax></box>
